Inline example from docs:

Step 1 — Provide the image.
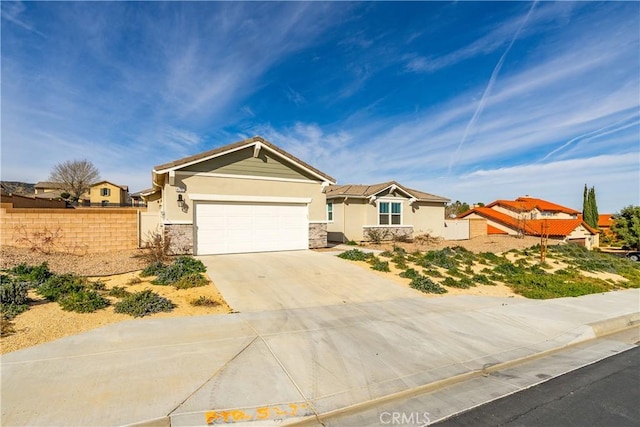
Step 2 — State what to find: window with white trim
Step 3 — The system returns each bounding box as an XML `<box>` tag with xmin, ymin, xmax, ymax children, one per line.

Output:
<box><xmin>100</xmin><ymin>188</ymin><xmax>111</xmax><ymax>197</ymax></box>
<box><xmin>379</xmin><ymin>201</ymin><xmax>401</xmax><ymax>225</ymax></box>
<box><xmin>327</xmin><ymin>202</ymin><xmax>333</xmax><ymax>221</ymax></box>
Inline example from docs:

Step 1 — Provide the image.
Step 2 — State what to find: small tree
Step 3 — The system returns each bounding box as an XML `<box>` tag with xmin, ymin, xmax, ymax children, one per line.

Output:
<box><xmin>49</xmin><ymin>159</ymin><xmax>100</xmax><ymax>202</ymax></box>
<box><xmin>611</xmin><ymin>205</ymin><xmax>640</xmax><ymax>250</ymax></box>
<box><xmin>445</xmin><ymin>200</ymin><xmax>470</xmax><ymax>218</ymax></box>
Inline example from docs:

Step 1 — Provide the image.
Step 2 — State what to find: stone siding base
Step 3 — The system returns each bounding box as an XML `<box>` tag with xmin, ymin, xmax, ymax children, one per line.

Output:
<box><xmin>309</xmin><ymin>222</ymin><xmax>327</xmax><ymax>249</ymax></box>
<box><xmin>362</xmin><ymin>226</ymin><xmax>414</xmax><ymax>242</ymax></box>
<box><xmin>165</xmin><ymin>223</ymin><xmax>193</xmax><ymax>255</ymax></box>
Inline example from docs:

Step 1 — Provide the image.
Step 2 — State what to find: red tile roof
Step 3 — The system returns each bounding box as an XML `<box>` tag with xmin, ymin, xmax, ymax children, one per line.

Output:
<box><xmin>486</xmin><ymin>197</ymin><xmax>580</xmax><ymax>215</ymax></box>
<box><xmin>598</xmin><ymin>214</ymin><xmax>613</xmax><ymax>228</ymax></box>
<box><xmin>458</xmin><ymin>207</ymin><xmax>598</xmax><ymax>237</ymax></box>
<box><xmin>487</xmin><ymin>224</ymin><xmax>508</xmax><ymax>235</ymax></box>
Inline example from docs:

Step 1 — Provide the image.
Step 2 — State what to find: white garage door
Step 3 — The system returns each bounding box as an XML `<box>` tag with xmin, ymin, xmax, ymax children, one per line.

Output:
<box><xmin>195</xmin><ymin>203</ymin><xmax>309</xmax><ymax>255</ymax></box>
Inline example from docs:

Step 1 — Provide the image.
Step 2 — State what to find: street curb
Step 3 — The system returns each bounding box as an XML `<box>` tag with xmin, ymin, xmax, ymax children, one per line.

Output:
<box><xmin>282</xmin><ymin>313</ymin><xmax>640</xmax><ymax>427</ymax></box>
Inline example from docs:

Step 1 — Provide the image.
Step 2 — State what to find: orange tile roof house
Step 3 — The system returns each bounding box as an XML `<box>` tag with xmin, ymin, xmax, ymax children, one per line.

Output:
<box><xmin>457</xmin><ymin>196</ymin><xmax>599</xmax><ymax>249</ymax></box>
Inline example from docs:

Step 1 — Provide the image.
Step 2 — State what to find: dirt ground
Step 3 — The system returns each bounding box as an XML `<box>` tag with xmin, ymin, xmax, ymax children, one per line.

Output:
<box><xmin>1</xmin><ymin>247</ymin><xmax>232</xmax><ymax>354</ymax></box>
<box><xmin>357</xmin><ymin>235</ymin><xmax>552</xmax><ymax>254</ymax></box>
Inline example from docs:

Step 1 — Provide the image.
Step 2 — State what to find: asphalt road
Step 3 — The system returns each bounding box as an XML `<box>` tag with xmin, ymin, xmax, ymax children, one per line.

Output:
<box><xmin>435</xmin><ymin>346</ymin><xmax>640</xmax><ymax>427</ymax></box>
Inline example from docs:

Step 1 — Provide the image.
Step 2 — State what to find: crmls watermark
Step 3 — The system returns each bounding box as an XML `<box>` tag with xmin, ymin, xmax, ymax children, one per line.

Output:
<box><xmin>379</xmin><ymin>411</ymin><xmax>431</xmax><ymax>426</ymax></box>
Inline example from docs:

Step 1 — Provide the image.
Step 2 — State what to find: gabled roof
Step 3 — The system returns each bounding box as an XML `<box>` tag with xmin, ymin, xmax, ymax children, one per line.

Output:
<box><xmin>458</xmin><ymin>207</ymin><xmax>598</xmax><ymax>237</ymax></box>
<box><xmin>326</xmin><ymin>181</ymin><xmax>449</xmax><ymax>203</ymax></box>
<box><xmin>153</xmin><ymin>136</ymin><xmax>335</xmax><ymax>184</ymax></box>
<box><xmin>598</xmin><ymin>214</ymin><xmax>613</xmax><ymax>228</ymax></box>
<box><xmin>486</xmin><ymin>197</ymin><xmax>580</xmax><ymax>215</ymax></box>
<box><xmin>34</xmin><ymin>181</ymin><xmax>66</xmax><ymax>190</ymax></box>
<box><xmin>91</xmin><ymin>180</ymin><xmax>128</xmax><ymax>191</ymax></box>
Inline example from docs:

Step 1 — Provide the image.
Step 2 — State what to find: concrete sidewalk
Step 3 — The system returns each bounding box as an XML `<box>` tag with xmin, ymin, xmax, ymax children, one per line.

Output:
<box><xmin>2</xmin><ymin>289</ymin><xmax>638</xmax><ymax>426</ymax></box>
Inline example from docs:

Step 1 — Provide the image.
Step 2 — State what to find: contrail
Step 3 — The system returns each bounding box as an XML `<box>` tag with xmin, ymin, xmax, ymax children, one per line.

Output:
<box><xmin>448</xmin><ymin>1</ymin><xmax>538</xmax><ymax>174</ymax></box>
<box><xmin>540</xmin><ymin>116</ymin><xmax>640</xmax><ymax>161</ymax></box>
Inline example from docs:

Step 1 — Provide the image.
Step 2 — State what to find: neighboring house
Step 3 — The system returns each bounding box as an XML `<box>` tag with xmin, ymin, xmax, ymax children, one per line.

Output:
<box><xmin>143</xmin><ymin>136</ymin><xmax>336</xmax><ymax>255</ymax></box>
<box><xmin>598</xmin><ymin>214</ymin><xmax>614</xmax><ymax>236</ymax></box>
<box><xmin>88</xmin><ymin>181</ymin><xmax>129</xmax><ymax>207</ymax></box>
<box><xmin>129</xmin><ymin>189</ymin><xmax>152</xmax><ymax>207</ymax></box>
<box><xmin>325</xmin><ymin>181</ymin><xmax>450</xmax><ymax>243</ymax></box>
<box><xmin>457</xmin><ymin>196</ymin><xmax>599</xmax><ymax>249</ymax></box>
<box><xmin>33</xmin><ymin>181</ymin><xmax>72</xmax><ymax>200</ymax></box>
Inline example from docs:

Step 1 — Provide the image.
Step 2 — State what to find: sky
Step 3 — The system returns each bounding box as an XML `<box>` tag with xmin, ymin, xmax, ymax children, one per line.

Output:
<box><xmin>1</xmin><ymin>1</ymin><xmax>638</xmax><ymax>213</ymax></box>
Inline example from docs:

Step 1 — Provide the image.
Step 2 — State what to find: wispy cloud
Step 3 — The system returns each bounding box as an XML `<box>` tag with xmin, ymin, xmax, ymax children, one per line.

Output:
<box><xmin>0</xmin><ymin>1</ymin><xmax>46</xmax><ymax>37</ymax></box>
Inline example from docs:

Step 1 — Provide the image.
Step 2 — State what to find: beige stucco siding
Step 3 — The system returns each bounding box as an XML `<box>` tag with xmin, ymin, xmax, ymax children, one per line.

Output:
<box><xmin>406</xmin><ymin>202</ymin><xmax>446</xmax><ymax>236</ymax></box>
<box><xmin>163</xmin><ymin>174</ymin><xmax>326</xmax><ymax>223</ymax></box>
<box><xmin>179</xmin><ymin>147</ymin><xmax>313</xmax><ymax>181</ymax></box>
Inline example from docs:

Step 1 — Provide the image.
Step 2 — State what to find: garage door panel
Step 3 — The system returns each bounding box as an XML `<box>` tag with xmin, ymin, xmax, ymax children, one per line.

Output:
<box><xmin>196</xmin><ymin>203</ymin><xmax>309</xmax><ymax>255</ymax></box>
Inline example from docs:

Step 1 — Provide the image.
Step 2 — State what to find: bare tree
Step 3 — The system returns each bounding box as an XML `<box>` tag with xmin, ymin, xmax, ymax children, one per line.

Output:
<box><xmin>49</xmin><ymin>159</ymin><xmax>100</xmax><ymax>202</ymax></box>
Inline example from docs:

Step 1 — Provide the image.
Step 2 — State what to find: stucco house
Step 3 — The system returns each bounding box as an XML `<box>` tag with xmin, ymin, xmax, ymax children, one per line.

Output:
<box><xmin>143</xmin><ymin>136</ymin><xmax>336</xmax><ymax>255</ymax></box>
<box><xmin>89</xmin><ymin>181</ymin><xmax>129</xmax><ymax>207</ymax></box>
<box><xmin>457</xmin><ymin>197</ymin><xmax>599</xmax><ymax>249</ymax></box>
<box><xmin>325</xmin><ymin>181</ymin><xmax>450</xmax><ymax>243</ymax></box>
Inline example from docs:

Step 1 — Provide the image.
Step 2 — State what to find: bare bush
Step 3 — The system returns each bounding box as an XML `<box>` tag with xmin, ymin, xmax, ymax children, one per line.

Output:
<box><xmin>413</xmin><ymin>232</ymin><xmax>442</xmax><ymax>247</ymax></box>
<box><xmin>143</xmin><ymin>228</ymin><xmax>171</xmax><ymax>263</ymax></box>
<box><xmin>14</xmin><ymin>226</ymin><xmax>63</xmax><ymax>255</ymax></box>
<box><xmin>364</xmin><ymin>228</ymin><xmax>390</xmax><ymax>245</ymax></box>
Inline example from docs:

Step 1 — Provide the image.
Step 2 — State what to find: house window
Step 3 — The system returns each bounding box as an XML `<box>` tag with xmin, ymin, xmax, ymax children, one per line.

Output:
<box><xmin>101</xmin><ymin>188</ymin><xmax>111</xmax><ymax>197</ymax></box>
<box><xmin>379</xmin><ymin>202</ymin><xmax>401</xmax><ymax>225</ymax></box>
<box><xmin>327</xmin><ymin>202</ymin><xmax>333</xmax><ymax>222</ymax></box>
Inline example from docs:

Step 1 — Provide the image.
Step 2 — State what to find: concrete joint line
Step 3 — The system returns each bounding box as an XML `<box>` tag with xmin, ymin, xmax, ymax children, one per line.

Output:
<box><xmin>167</xmin><ymin>335</ymin><xmax>259</xmax><ymax>417</ymax></box>
<box><xmin>239</xmin><ymin>313</ymin><xmax>325</xmax><ymax>425</ymax></box>
<box><xmin>284</xmin><ymin>323</ymin><xmax>640</xmax><ymax>427</ymax></box>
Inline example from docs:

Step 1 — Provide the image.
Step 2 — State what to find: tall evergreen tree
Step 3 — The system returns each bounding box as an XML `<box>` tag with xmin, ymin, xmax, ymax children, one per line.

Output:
<box><xmin>588</xmin><ymin>187</ymin><xmax>599</xmax><ymax>229</ymax></box>
<box><xmin>582</xmin><ymin>184</ymin><xmax>591</xmax><ymax>224</ymax></box>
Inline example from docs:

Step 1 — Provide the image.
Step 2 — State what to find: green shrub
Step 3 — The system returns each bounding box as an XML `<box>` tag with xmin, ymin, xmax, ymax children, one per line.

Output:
<box><xmin>37</xmin><ymin>274</ymin><xmax>86</xmax><ymax>301</ymax></box>
<box><xmin>59</xmin><ymin>290</ymin><xmax>110</xmax><ymax>313</ymax></box>
<box><xmin>442</xmin><ymin>277</ymin><xmax>471</xmax><ymax>288</ymax></box>
<box><xmin>190</xmin><ymin>296</ymin><xmax>219</xmax><ymax>307</ymax></box>
<box><xmin>409</xmin><ymin>275</ymin><xmax>447</xmax><ymax>294</ymax></box>
<box><xmin>153</xmin><ymin>257</ymin><xmax>207</xmax><ymax>285</ymax></box>
<box><xmin>423</xmin><ymin>268</ymin><xmax>443</xmax><ymax>278</ymax></box>
<box><xmin>114</xmin><ymin>289</ymin><xmax>175</xmax><ymax>317</ymax></box>
<box><xmin>338</xmin><ymin>249</ymin><xmax>373</xmax><ymax>261</ymax></box>
<box><xmin>174</xmin><ymin>273</ymin><xmax>208</xmax><ymax>289</ymax></box>
<box><xmin>346</xmin><ymin>240</ymin><xmax>358</xmax><ymax>246</ymax></box>
<box><xmin>478</xmin><ymin>252</ymin><xmax>501</xmax><ymax>264</ymax></box>
<box><xmin>86</xmin><ymin>280</ymin><xmax>106</xmax><ymax>291</ymax></box>
<box><xmin>379</xmin><ymin>250</ymin><xmax>393</xmax><ymax>258</ymax></box>
<box><xmin>472</xmin><ymin>274</ymin><xmax>493</xmax><ymax>285</ymax></box>
<box><xmin>140</xmin><ymin>261</ymin><xmax>166</xmax><ymax>277</ymax></box>
<box><xmin>8</xmin><ymin>262</ymin><xmax>53</xmax><ymax>286</ymax></box>
<box><xmin>108</xmin><ymin>286</ymin><xmax>131</xmax><ymax>298</ymax></box>
<box><xmin>0</xmin><ymin>277</ymin><xmax>29</xmax><ymax>306</ymax></box>
<box><xmin>493</xmin><ymin>261</ymin><xmax>524</xmax><ymax>276</ymax></box>
<box><xmin>446</xmin><ymin>267</ymin><xmax>467</xmax><ymax>278</ymax></box>
<box><xmin>399</xmin><ymin>268</ymin><xmax>420</xmax><ymax>280</ymax></box>
<box><xmin>421</xmin><ymin>248</ymin><xmax>458</xmax><ymax>270</ymax></box>
<box><xmin>369</xmin><ymin>258</ymin><xmax>390</xmax><ymax>272</ymax></box>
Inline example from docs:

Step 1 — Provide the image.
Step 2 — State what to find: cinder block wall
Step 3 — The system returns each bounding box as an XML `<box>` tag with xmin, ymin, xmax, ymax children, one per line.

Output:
<box><xmin>469</xmin><ymin>218</ymin><xmax>488</xmax><ymax>239</ymax></box>
<box><xmin>0</xmin><ymin>204</ymin><xmax>139</xmax><ymax>254</ymax></box>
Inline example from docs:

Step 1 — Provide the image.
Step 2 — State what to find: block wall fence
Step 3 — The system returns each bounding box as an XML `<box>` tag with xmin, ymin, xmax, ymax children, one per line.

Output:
<box><xmin>0</xmin><ymin>204</ymin><xmax>140</xmax><ymax>254</ymax></box>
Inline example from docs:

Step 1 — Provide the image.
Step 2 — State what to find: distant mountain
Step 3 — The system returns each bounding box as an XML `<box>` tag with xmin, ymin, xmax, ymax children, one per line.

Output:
<box><xmin>1</xmin><ymin>181</ymin><xmax>36</xmax><ymax>195</ymax></box>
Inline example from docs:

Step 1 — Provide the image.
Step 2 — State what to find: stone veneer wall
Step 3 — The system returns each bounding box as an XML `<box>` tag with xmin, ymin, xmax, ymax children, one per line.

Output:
<box><xmin>164</xmin><ymin>223</ymin><xmax>193</xmax><ymax>255</ymax></box>
<box><xmin>362</xmin><ymin>226</ymin><xmax>413</xmax><ymax>241</ymax></box>
<box><xmin>308</xmin><ymin>222</ymin><xmax>327</xmax><ymax>249</ymax></box>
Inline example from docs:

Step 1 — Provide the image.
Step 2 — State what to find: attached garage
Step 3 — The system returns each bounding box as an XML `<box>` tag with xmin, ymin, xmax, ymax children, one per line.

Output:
<box><xmin>147</xmin><ymin>136</ymin><xmax>335</xmax><ymax>255</ymax></box>
<box><xmin>194</xmin><ymin>197</ymin><xmax>310</xmax><ymax>255</ymax></box>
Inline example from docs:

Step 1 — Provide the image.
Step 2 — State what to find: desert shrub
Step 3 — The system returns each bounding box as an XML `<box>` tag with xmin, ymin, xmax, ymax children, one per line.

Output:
<box><xmin>58</xmin><ymin>290</ymin><xmax>110</xmax><ymax>313</ymax></box>
<box><xmin>472</xmin><ymin>274</ymin><xmax>493</xmax><ymax>285</ymax></box>
<box><xmin>380</xmin><ymin>250</ymin><xmax>394</xmax><ymax>258</ymax></box>
<box><xmin>86</xmin><ymin>280</ymin><xmax>106</xmax><ymax>291</ymax></box>
<box><xmin>37</xmin><ymin>274</ymin><xmax>86</xmax><ymax>301</ymax></box>
<box><xmin>423</xmin><ymin>268</ymin><xmax>443</xmax><ymax>278</ymax></box>
<box><xmin>0</xmin><ymin>276</ymin><xmax>29</xmax><ymax>322</ymax></box>
<box><xmin>413</xmin><ymin>233</ymin><xmax>440</xmax><ymax>246</ymax></box>
<box><xmin>421</xmin><ymin>248</ymin><xmax>458</xmax><ymax>270</ymax></box>
<box><xmin>140</xmin><ymin>261</ymin><xmax>166</xmax><ymax>277</ymax></box>
<box><xmin>399</xmin><ymin>268</ymin><xmax>421</xmax><ymax>280</ymax></box>
<box><xmin>108</xmin><ymin>286</ymin><xmax>131</xmax><ymax>298</ymax></box>
<box><xmin>338</xmin><ymin>249</ymin><xmax>373</xmax><ymax>261</ymax></box>
<box><xmin>13</xmin><ymin>226</ymin><xmax>63</xmax><ymax>254</ymax></box>
<box><xmin>442</xmin><ymin>277</ymin><xmax>471</xmax><ymax>288</ymax></box>
<box><xmin>446</xmin><ymin>267</ymin><xmax>466</xmax><ymax>278</ymax></box>
<box><xmin>392</xmin><ymin>254</ymin><xmax>408</xmax><ymax>269</ymax></box>
<box><xmin>190</xmin><ymin>296</ymin><xmax>220</xmax><ymax>307</ymax></box>
<box><xmin>114</xmin><ymin>289</ymin><xmax>175</xmax><ymax>317</ymax></box>
<box><xmin>391</xmin><ymin>232</ymin><xmax>411</xmax><ymax>243</ymax></box>
<box><xmin>369</xmin><ymin>258</ymin><xmax>390</xmax><ymax>272</ymax></box>
<box><xmin>409</xmin><ymin>275</ymin><xmax>447</xmax><ymax>294</ymax></box>
<box><xmin>506</xmin><ymin>272</ymin><xmax>612</xmax><ymax>299</ymax></box>
<box><xmin>8</xmin><ymin>262</ymin><xmax>53</xmax><ymax>285</ymax></box>
<box><xmin>174</xmin><ymin>273</ymin><xmax>208</xmax><ymax>289</ymax></box>
<box><xmin>365</xmin><ymin>228</ymin><xmax>390</xmax><ymax>244</ymax></box>
<box><xmin>477</xmin><ymin>252</ymin><xmax>501</xmax><ymax>265</ymax></box>
<box><xmin>346</xmin><ymin>240</ymin><xmax>358</xmax><ymax>246</ymax></box>
<box><xmin>0</xmin><ymin>277</ymin><xmax>29</xmax><ymax>306</ymax></box>
<box><xmin>127</xmin><ymin>277</ymin><xmax>142</xmax><ymax>285</ymax></box>
<box><xmin>493</xmin><ymin>261</ymin><xmax>524</xmax><ymax>276</ymax></box>
<box><xmin>464</xmin><ymin>265</ymin><xmax>474</xmax><ymax>274</ymax></box>
<box><xmin>153</xmin><ymin>257</ymin><xmax>207</xmax><ymax>285</ymax></box>
<box><xmin>143</xmin><ymin>228</ymin><xmax>171</xmax><ymax>263</ymax></box>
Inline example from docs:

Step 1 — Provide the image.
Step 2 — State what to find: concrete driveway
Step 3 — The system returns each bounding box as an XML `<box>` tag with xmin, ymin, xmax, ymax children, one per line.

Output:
<box><xmin>198</xmin><ymin>250</ymin><xmax>419</xmax><ymax>312</ymax></box>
